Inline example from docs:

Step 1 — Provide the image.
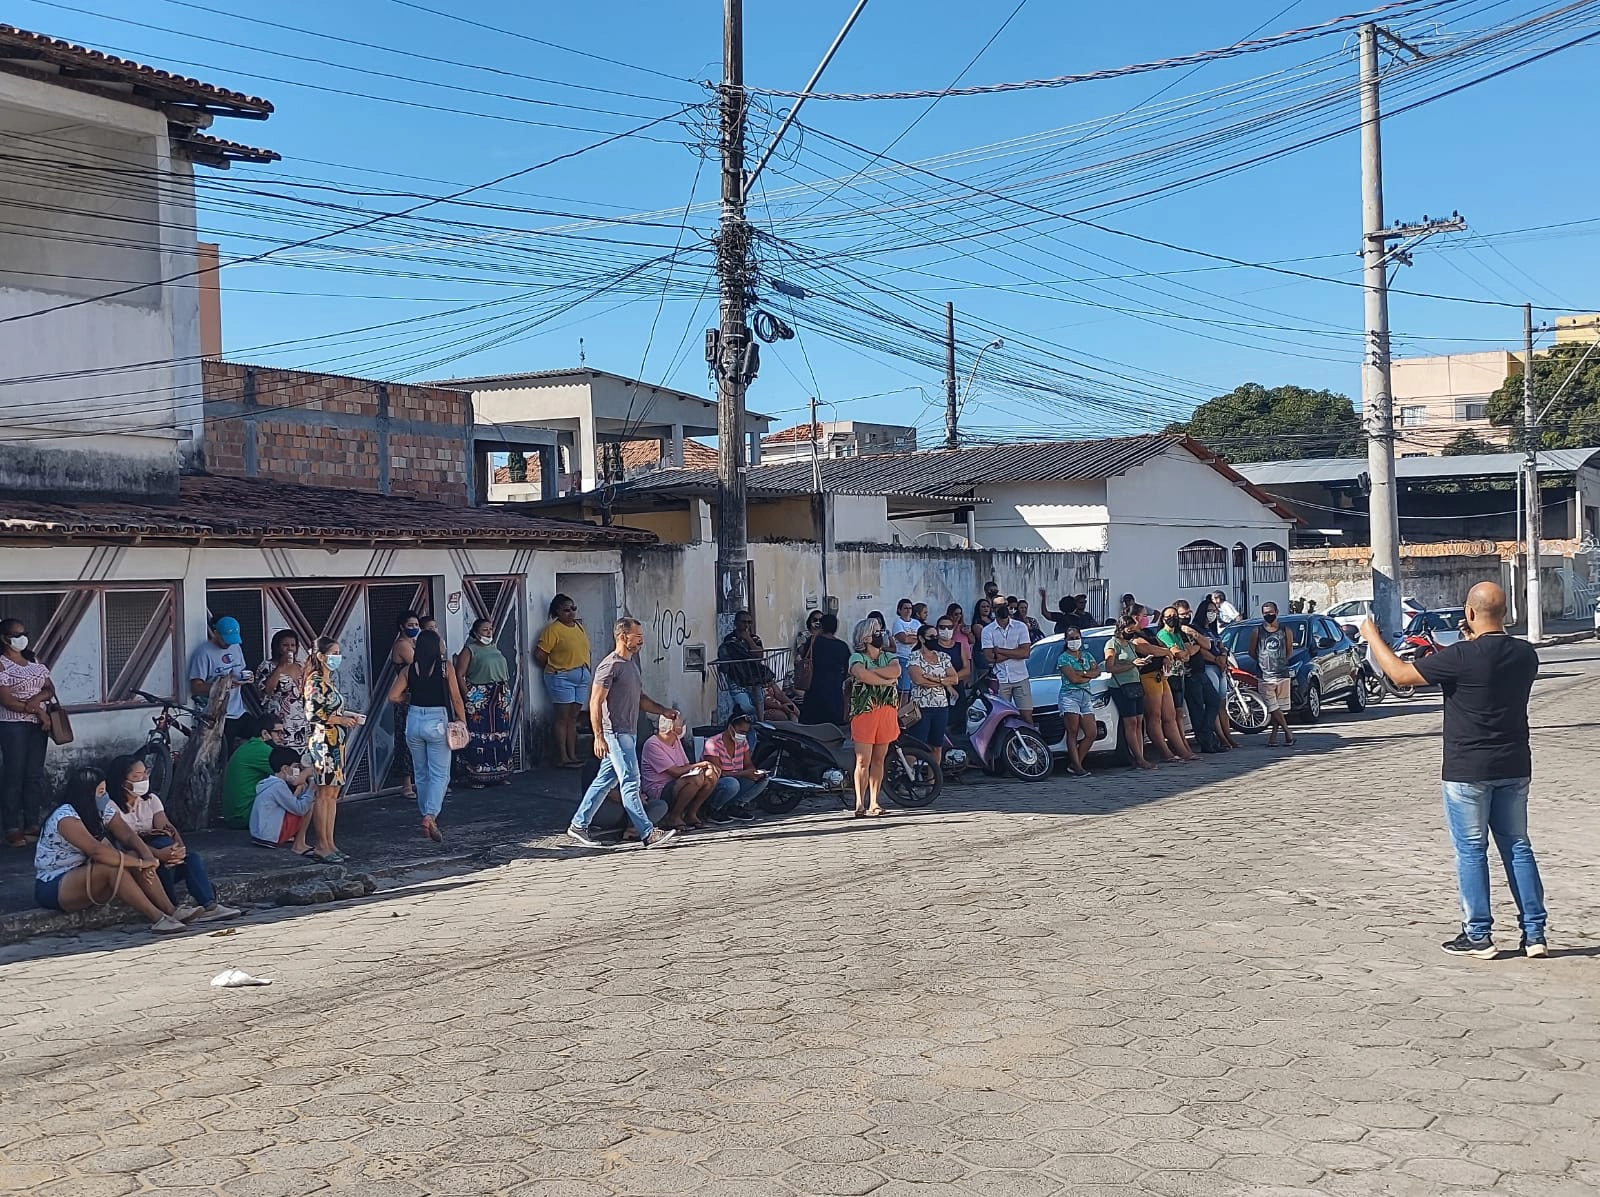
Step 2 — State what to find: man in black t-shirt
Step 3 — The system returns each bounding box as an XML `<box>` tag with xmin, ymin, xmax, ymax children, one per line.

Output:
<box><xmin>1361</xmin><ymin>582</ymin><xmax>1548</xmax><ymax>960</ymax></box>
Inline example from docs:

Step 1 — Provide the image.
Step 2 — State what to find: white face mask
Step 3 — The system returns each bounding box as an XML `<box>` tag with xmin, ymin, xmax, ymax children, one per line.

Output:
<box><xmin>1066</xmin><ymin>639</ymin><xmax>1082</xmax><ymax>652</ymax></box>
<box><xmin>478</xmin><ymin>634</ymin><xmax>494</xmax><ymax>645</ymax></box>
<box><xmin>938</xmin><ymin>628</ymin><xmax>954</xmax><ymax>642</ymax></box>
<box><xmin>129</xmin><ymin>779</ymin><xmax>150</xmax><ymax>796</ymax></box>
<box><xmin>5</xmin><ymin>634</ymin><xmax>27</xmax><ymax>652</ymax></box>
<box><xmin>733</xmin><ymin>733</ymin><xmax>748</xmax><ymax>746</ymax></box>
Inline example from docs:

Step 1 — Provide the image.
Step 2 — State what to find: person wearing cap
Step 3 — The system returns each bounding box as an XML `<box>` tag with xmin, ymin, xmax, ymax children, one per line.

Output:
<box><xmin>188</xmin><ymin>616</ymin><xmax>254</xmax><ymax>752</ymax></box>
<box><xmin>701</xmin><ymin>712</ymin><xmax>765</xmax><ymax>824</ymax></box>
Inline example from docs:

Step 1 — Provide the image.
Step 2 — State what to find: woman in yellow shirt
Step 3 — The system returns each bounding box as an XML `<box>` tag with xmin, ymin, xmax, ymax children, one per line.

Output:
<box><xmin>534</xmin><ymin>594</ymin><xmax>592</xmax><ymax>768</ymax></box>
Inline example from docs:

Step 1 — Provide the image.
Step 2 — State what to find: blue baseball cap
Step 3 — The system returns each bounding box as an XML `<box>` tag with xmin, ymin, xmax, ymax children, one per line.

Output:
<box><xmin>214</xmin><ymin>616</ymin><xmax>242</xmax><ymax>645</ymax></box>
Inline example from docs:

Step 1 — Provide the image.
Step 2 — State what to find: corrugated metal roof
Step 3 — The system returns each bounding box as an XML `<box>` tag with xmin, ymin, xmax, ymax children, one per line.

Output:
<box><xmin>634</xmin><ymin>435</ymin><xmax>1179</xmax><ymax>498</ymax></box>
<box><xmin>1236</xmin><ymin>447</ymin><xmax>1600</xmax><ymax>486</ymax></box>
<box><xmin>618</xmin><ymin>434</ymin><xmax>1298</xmax><ymax>521</ymax></box>
<box><xmin>0</xmin><ymin>475</ymin><xmax>653</xmax><ymax>546</ymax></box>
<box><xmin>0</xmin><ymin>24</ymin><xmax>273</xmax><ymax>116</ymax></box>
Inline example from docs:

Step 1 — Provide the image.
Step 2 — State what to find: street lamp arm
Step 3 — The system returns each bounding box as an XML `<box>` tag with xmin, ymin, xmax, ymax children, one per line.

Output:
<box><xmin>958</xmin><ymin>337</ymin><xmax>1004</xmax><ymax>413</ymax></box>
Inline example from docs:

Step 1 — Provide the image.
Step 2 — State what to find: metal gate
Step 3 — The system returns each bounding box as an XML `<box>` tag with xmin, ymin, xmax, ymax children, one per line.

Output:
<box><xmin>206</xmin><ymin>578</ymin><xmax>430</xmax><ymax>798</ymax></box>
<box><xmin>461</xmin><ymin>574</ymin><xmax>527</xmax><ymax>772</ymax></box>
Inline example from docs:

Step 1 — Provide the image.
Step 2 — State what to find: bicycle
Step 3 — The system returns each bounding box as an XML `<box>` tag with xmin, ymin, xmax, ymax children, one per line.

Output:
<box><xmin>133</xmin><ymin>690</ymin><xmax>212</xmax><ymax>807</ymax></box>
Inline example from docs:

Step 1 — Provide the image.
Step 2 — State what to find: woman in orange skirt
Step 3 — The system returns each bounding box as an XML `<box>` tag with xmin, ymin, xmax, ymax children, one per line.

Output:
<box><xmin>846</xmin><ymin>618</ymin><xmax>902</xmax><ymax>818</ymax></box>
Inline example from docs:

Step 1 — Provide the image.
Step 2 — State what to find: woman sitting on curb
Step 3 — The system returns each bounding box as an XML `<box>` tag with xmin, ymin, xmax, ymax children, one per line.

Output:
<box><xmin>34</xmin><ymin>767</ymin><xmax>195</xmax><ymax>933</ymax></box>
<box><xmin>107</xmin><ymin>756</ymin><xmax>240</xmax><ymax>922</ymax></box>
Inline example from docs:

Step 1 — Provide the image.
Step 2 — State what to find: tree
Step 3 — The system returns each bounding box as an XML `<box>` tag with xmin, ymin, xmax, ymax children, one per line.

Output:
<box><xmin>1487</xmin><ymin>342</ymin><xmax>1600</xmax><ymax>451</ymax></box>
<box><xmin>1439</xmin><ymin>430</ymin><xmax>1499</xmax><ymax>456</ymax></box>
<box><xmin>1165</xmin><ymin>382</ymin><xmax>1363</xmax><ymax>463</ymax></box>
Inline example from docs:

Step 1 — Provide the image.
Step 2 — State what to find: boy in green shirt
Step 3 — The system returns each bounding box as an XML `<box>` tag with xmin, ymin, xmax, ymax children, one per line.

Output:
<box><xmin>221</xmin><ymin>714</ymin><xmax>286</xmax><ymax>828</ymax></box>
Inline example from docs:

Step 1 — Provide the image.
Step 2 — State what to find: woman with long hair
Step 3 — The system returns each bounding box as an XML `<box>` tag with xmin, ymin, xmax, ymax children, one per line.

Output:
<box><xmin>1105</xmin><ymin>616</ymin><xmax>1155</xmax><ymax>771</ymax></box>
<box><xmin>388</xmin><ymin>611</ymin><xmax>422</xmax><ymax>799</ymax></box>
<box><xmin>907</xmin><ymin>624</ymin><xmax>957</xmax><ymax>767</ymax></box>
<box><xmin>391</xmin><ymin>629</ymin><xmax>465</xmax><ymax>842</ymax></box>
<box><xmin>846</xmin><ymin>618</ymin><xmax>901</xmax><ymax>818</ymax></box>
<box><xmin>1132</xmin><ymin>612</ymin><xmax>1196</xmax><ymax>763</ymax></box>
<box><xmin>303</xmin><ymin>637</ymin><xmax>362</xmax><ymax>862</ymax></box>
<box><xmin>33</xmin><ymin>767</ymin><xmax>191</xmax><ymax>932</ymax></box>
<box><xmin>256</xmin><ymin>628</ymin><xmax>308</xmax><ymax>749</ymax></box>
<box><xmin>455</xmin><ymin>618</ymin><xmax>514</xmax><ymax>785</ymax></box>
<box><xmin>0</xmin><ymin>614</ymin><xmax>56</xmax><ymax>846</ymax></box>
<box><xmin>107</xmin><ymin>755</ymin><xmax>239</xmax><ymax>921</ymax></box>
<box><xmin>1194</xmin><ymin>596</ymin><xmax>1238</xmax><ymax>751</ymax></box>
<box><xmin>968</xmin><ymin>597</ymin><xmax>994</xmax><ymax>676</ymax></box>
<box><xmin>535</xmin><ymin>594</ymin><xmax>591</xmax><ymax>769</ymax></box>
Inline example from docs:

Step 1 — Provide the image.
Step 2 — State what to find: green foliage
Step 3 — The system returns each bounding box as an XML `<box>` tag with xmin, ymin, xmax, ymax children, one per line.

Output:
<box><xmin>505</xmin><ymin>451</ymin><xmax>528</xmax><ymax>483</ymax></box>
<box><xmin>1486</xmin><ymin>342</ymin><xmax>1600</xmax><ymax>450</ymax></box>
<box><xmin>1165</xmin><ymin>382</ymin><xmax>1362</xmax><ymax>463</ymax></box>
<box><xmin>1439</xmin><ymin>430</ymin><xmax>1499</xmax><ymax>457</ymax></box>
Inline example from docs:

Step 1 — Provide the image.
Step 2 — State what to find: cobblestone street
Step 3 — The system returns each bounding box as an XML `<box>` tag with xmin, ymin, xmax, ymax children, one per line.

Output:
<box><xmin>3</xmin><ymin>644</ymin><xmax>1597</xmax><ymax>1197</ymax></box>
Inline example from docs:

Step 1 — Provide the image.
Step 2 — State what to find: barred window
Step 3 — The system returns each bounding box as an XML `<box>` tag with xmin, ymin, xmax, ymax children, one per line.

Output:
<box><xmin>1176</xmin><ymin>540</ymin><xmax>1228</xmax><ymax>588</ymax></box>
<box><xmin>104</xmin><ymin>590</ymin><xmax>167</xmax><ymax>687</ymax></box>
<box><xmin>1252</xmin><ymin>543</ymin><xmax>1288</xmax><ymax>584</ymax></box>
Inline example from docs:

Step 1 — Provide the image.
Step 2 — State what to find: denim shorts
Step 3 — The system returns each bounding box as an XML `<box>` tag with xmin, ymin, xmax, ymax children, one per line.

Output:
<box><xmin>544</xmin><ymin>665</ymin><xmax>592</xmax><ymax>705</ymax></box>
<box><xmin>1058</xmin><ymin>687</ymin><xmax>1093</xmax><ymax>717</ymax></box>
<box><xmin>35</xmin><ymin>873</ymin><xmax>66</xmax><ymax>911</ymax></box>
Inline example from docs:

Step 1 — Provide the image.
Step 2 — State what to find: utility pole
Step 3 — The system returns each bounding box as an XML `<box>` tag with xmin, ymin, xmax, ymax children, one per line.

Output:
<box><xmin>810</xmin><ymin>393</ymin><xmax>830</xmax><ymax>606</ymax></box>
<box><xmin>1524</xmin><ymin>303</ymin><xmax>1543</xmax><ymax>642</ymax></box>
<box><xmin>714</xmin><ymin>0</ymin><xmax>751</xmax><ymax>632</ymax></box>
<box><xmin>1358</xmin><ymin>22</ymin><xmax>1465</xmax><ymax>637</ymax></box>
<box><xmin>944</xmin><ymin>302</ymin><xmax>959</xmax><ymax>449</ymax></box>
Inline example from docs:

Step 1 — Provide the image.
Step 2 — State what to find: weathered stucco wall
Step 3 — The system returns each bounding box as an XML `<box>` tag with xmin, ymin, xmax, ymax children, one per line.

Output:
<box><xmin>621</xmin><ymin>542</ymin><xmax>1104</xmax><ymax>726</ymax></box>
<box><xmin>1290</xmin><ymin>541</ymin><xmax>1568</xmax><ymax>620</ymax></box>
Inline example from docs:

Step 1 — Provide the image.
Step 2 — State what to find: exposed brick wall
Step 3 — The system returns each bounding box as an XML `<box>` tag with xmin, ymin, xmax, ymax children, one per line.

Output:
<box><xmin>202</xmin><ymin>361</ymin><xmax>470</xmax><ymax>503</ymax></box>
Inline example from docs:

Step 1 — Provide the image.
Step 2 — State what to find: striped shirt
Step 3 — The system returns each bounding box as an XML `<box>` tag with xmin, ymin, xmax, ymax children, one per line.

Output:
<box><xmin>702</xmin><ymin>733</ymin><xmax>750</xmax><ymax>774</ymax></box>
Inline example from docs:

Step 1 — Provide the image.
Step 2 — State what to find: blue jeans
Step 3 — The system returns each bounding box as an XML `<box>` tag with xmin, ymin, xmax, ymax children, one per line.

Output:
<box><xmin>405</xmin><ymin>705</ymin><xmax>452</xmax><ymax>819</ymax></box>
<box><xmin>708</xmin><ymin>775</ymin><xmax>769</xmax><ymax>814</ymax></box>
<box><xmin>574</xmin><ymin>733</ymin><xmax>653</xmax><ymax>839</ymax></box>
<box><xmin>147</xmin><ymin>834</ymin><xmax>216</xmax><ymax>908</ymax></box>
<box><xmin>1441</xmin><ymin>778</ymin><xmax>1547</xmax><ymax>943</ymax></box>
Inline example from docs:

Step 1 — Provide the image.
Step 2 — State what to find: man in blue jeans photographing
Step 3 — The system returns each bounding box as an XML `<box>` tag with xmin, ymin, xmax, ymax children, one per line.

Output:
<box><xmin>568</xmin><ymin>617</ymin><xmax>681</xmax><ymax>852</ymax></box>
<box><xmin>1361</xmin><ymin>581</ymin><xmax>1548</xmax><ymax>959</ymax></box>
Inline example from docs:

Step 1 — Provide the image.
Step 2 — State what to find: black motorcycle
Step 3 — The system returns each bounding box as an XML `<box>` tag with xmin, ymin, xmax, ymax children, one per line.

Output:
<box><xmin>750</xmin><ymin>718</ymin><xmax>942</xmax><ymax>814</ymax></box>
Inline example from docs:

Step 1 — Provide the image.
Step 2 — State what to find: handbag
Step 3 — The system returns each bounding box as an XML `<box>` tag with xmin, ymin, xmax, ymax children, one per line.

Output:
<box><xmin>792</xmin><ymin>640</ymin><xmax>815</xmax><ymax>691</ymax></box>
<box><xmin>446</xmin><ymin>720</ymin><xmax>469</xmax><ymax>751</ymax></box>
<box><xmin>43</xmin><ymin>701</ymin><xmax>74</xmax><ymax>746</ymax></box>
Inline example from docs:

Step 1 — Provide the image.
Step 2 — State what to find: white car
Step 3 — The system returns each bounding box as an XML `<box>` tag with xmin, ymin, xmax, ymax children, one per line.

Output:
<box><xmin>1326</xmin><ymin>597</ymin><xmax>1424</xmax><ymax>624</ymax></box>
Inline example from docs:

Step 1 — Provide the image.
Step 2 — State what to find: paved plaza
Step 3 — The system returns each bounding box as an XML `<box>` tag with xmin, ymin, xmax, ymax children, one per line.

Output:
<box><xmin>2</xmin><ymin>643</ymin><xmax>1598</xmax><ymax>1197</ymax></box>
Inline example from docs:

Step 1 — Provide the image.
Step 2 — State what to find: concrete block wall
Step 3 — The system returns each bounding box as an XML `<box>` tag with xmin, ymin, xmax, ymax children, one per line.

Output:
<box><xmin>201</xmin><ymin>361</ymin><xmax>469</xmax><ymax>501</ymax></box>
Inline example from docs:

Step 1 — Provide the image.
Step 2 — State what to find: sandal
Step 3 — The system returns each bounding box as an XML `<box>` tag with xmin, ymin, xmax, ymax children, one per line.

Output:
<box><xmin>318</xmin><ymin>850</ymin><xmax>349</xmax><ymax>864</ymax></box>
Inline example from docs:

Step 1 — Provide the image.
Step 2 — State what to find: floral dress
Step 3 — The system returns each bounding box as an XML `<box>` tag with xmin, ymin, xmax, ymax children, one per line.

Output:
<box><xmin>304</xmin><ymin>669</ymin><xmax>347</xmax><ymax>787</ymax></box>
<box><xmin>257</xmin><ymin>661</ymin><xmax>308</xmax><ymax>748</ymax></box>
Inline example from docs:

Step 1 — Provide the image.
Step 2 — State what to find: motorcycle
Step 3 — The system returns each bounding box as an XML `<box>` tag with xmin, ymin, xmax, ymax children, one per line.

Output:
<box><xmin>750</xmin><ymin>719</ymin><xmax>942</xmax><ymax>815</ymax></box>
<box><xmin>942</xmin><ymin>669</ymin><xmax>1053</xmax><ymax>781</ymax></box>
<box><xmin>1225</xmin><ymin>667</ymin><xmax>1270</xmax><ymax>733</ymax></box>
<box><xmin>1338</xmin><ymin>623</ymin><xmax>1415</xmax><ymax>702</ymax></box>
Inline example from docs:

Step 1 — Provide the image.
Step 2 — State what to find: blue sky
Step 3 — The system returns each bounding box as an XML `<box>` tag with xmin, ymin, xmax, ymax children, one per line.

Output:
<box><xmin>16</xmin><ymin>0</ymin><xmax>1600</xmax><ymax>441</ymax></box>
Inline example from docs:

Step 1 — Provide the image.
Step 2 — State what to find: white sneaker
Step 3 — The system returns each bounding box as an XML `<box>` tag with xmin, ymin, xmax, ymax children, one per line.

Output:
<box><xmin>150</xmin><ymin>915</ymin><xmax>189</xmax><ymax>934</ymax></box>
<box><xmin>172</xmin><ymin>904</ymin><xmax>202</xmax><ymax>923</ymax></box>
<box><xmin>1524</xmin><ymin>940</ymin><xmax>1550</xmax><ymax>959</ymax></box>
<box><xmin>193</xmin><ymin>903</ymin><xmax>242</xmax><ymax>923</ymax></box>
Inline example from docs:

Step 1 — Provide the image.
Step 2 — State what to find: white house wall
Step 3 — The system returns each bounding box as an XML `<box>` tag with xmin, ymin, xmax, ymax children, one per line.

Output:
<box><xmin>1103</xmin><ymin>449</ymin><xmax>1293</xmax><ymax>614</ymax></box>
<box><xmin>969</xmin><ymin>480</ymin><xmax>1111</xmax><ymax>552</ymax></box>
<box><xmin>0</xmin><ymin>74</ymin><xmax>200</xmax><ymax>491</ymax></box>
<box><xmin>0</xmin><ymin>542</ymin><xmax>624</xmax><ymax>790</ymax></box>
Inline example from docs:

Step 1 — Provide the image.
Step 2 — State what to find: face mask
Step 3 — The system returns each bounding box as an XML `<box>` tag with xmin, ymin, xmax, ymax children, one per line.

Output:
<box><xmin>938</xmin><ymin>628</ymin><xmax>954</xmax><ymax>642</ymax></box>
<box><xmin>5</xmin><ymin>634</ymin><xmax>27</xmax><ymax>652</ymax></box>
<box><xmin>478</xmin><ymin>634</ymin><xmax>494</xmax><ymax>645</ymax></box>
<box><xmin>993</xmin><ymin>607</ymin><xmax>1010</xmax><ymax>621</ymax></box>
<box><xmin>326</xmin><ymin>653</ymin><xmax>344</xmax><ymax>670</ymax></box>
<box><xmin>404</xmin><ymin>627</ymin><xmax>420</xmax><ymax>639</ymax></box>
<box><xmin>129</xmin><ymin>779</ymin><xmax>150</xmax><ymax>796</ymax></box>
<box><xmin>733</xmin><ymin>733</ymin><xmax>748</xmax><ymax>746</ymax></box>
<box><xmin>1066</xmin><ymin>639</ymin><xmax>1082</xmax><ymax>651</ymax></box>
<box><xmin>1263</xmin><ymin>614</ymin><xmax>1278</xmax><ymax>625</ymax></box>
<box><xmin>1165</xmin><ymin>616</ymin><xmax>1180</xmax><ymax>629</ymax></box>
<box><xmin>921</xmin><ymin>636</ymin><xmax>938</xmax><ymax>649</ymax></box>
<box><xmin>869</xmin><ymin>632</ymin><xmax>886</xmax><ymax>650</ymax></box>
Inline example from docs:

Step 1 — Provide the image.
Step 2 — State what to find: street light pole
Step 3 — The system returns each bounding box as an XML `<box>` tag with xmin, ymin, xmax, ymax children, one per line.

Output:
<box><xmin>1524</xmin><ymin>303</ymin><xmax>1543</xmax><ymax>642</ymax></box>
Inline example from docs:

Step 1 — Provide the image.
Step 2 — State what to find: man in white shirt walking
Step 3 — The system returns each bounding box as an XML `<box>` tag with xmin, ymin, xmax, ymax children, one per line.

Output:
<box><xmin>980</xmin><ymin>602</ymin><xmax>1034</xmax><ymax>724</ymax></box>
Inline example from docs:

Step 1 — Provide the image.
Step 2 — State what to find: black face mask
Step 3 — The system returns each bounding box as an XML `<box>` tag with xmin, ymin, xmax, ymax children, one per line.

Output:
<box><xmin>993</xmin><ymin>607</ymin><xmax>1011</xmax><ymax>621</ymax></box>
<box><xmin>921</xmin><ymin>636</ymin><xmax>938</xmax><ymax>649</ymax></box>
<box><xmin>869</xmin><ymin>632</ymin><xmax>886</xmax><ymax>649</ymax></box>
<box><xmin>1164</xmin><ymin>616</ymin><xmax>1180</xmax><ymax>629</ymax></box>
<box><xmin>1263</xmin><ymin>613</ymin><xmax>1278</xmax><ymax>625</ymax></box>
